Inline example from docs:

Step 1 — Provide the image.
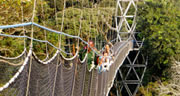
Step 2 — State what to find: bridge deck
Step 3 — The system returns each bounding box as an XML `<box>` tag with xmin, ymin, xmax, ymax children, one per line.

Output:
<box><xmin>93</xmin><ymin>41</ymin><xmax>133</xmax><ymax>96</ymax></box>
<box><xmin>82</xmin><ymin>41</ymin><xmax>133</xmax><ymax>96</ymax></box>
<box><xmin>0</xmin><ymin>41</ymin><xmax>133</xmax><ymax>96</ymax></box>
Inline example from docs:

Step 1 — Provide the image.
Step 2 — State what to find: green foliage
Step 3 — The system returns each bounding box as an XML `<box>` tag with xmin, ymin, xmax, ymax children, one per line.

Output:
<box><xmin>137</xmin><ymin>82</ymin><xmax>159</xmax><ymax>96</ymax></box>
<box><xmin>56</xmin><ymin>7</ymin><xmax>112</xmax><ymax>36</ymax></box>
<box><xmin>0</xmin><ymin>0</ymin><xmax>114</xmax><ymax>60</ymax></box>
<box><xmin>137</xmin><ymin>81</ymin><xmax>169</xmax><ymax>96</ymax></box>
<box><xmin>0</xmin><ymin>0</ymin><xmax>33</xmax><ymax>25</ymax></box>
<box><xmin>46</xmin><ymin>0</ymin><xmax>95</xmax><ymax>11</ymax></box>
<box><xmin>137</xmin><ymin>0</ymin><xmax>180</xmax><ymax>80</ymax></box>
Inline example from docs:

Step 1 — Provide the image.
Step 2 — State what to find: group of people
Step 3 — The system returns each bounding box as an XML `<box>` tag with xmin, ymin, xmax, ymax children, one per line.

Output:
<box><xmin>79</xmin><ymin>41</ymin><xmax>114</xmax><ymax>73</ymax></box>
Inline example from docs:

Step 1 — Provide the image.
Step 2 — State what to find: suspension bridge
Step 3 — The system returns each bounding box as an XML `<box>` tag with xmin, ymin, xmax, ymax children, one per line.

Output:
<box><xmin>0</xmin><ymin>0</ymin><xmax>147</xmax><ymax>96</ymax></box>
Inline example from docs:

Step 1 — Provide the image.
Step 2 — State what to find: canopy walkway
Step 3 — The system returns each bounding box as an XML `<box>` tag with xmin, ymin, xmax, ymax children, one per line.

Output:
<box><xmin>0</xmin><ymin>0</ymin><xmax>147</xmax><ymax>96</ymax></box>
<box><xmin>0</xmin><ymin>40</ymin><xmax>133</xmax><ymax>96</ymax></box>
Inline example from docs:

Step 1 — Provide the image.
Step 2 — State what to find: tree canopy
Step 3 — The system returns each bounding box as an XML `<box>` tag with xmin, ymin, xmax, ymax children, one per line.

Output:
<box><xmin>136</xmin><ymin>0</ymin><xmax>180</xmax><ymax>95</ymax></box>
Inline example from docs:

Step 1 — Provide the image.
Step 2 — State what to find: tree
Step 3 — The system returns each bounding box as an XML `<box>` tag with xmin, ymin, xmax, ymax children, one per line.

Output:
<box><xmin>136</xmin><ymin>0</ymin><xmax>180</xmax><ymax>81</ymax></box>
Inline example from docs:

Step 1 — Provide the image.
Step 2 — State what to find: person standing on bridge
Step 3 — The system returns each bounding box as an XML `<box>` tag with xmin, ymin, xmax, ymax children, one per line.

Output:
<box><xmin>98</xmin><ymin>44</ymin><xmax>114</xmax><ymax>72</ymax></box>
<box><xmin>105</xmin><ymin>44</ymin><xmax>114</xmax><ymax>67</ymax></box>
<box><xmin>79</xmin><ymin>40</ymin><xmax>99</xmax><ymax>71</ymax></box>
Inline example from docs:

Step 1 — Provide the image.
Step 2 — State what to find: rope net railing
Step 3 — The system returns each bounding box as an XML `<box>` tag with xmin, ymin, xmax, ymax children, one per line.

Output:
<box><xmin>0</xmin><ymin>0</ymin><xmax>138</xmax><ymax>96</ymax></box>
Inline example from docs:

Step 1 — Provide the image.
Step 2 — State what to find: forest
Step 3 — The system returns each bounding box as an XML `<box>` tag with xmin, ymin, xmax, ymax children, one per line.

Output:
<box><xmin>0</xmin><ymin>0</ymin><xmax>180</xmax><ymax>95</ymax></box>
<box><xmin>136</xmin><ymin>0</ymin><xmax>180</xmax><ymax>95</ymax></box>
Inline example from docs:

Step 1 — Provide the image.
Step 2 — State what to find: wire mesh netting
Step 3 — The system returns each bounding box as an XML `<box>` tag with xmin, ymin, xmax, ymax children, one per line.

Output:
<box><xmin>0</xmin><ymin>41</ymin><xmax>132</xmax><ymax>96</ymax></box>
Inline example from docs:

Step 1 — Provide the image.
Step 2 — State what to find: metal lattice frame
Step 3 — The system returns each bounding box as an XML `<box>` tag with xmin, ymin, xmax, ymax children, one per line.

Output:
<box><xmin>115</xmin><ymin>0</ymin><xmax>138</xmax><ymax>42</ymax></box>
<box><xmin>114</xmin><ymin>50</ymin><xmax>147</xmax><ymax>96</ymax></box>
<box><xmin>112</xmin><ymin>0</ymin><xmax>147</xmax><ymax>96</ymax></box>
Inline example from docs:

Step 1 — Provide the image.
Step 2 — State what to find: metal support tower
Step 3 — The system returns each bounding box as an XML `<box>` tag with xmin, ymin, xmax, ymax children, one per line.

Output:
<box><xmin>111</xmin><ymin>0</ymin><xmax>148</xmax><ymax>96</ymax></box>
<box><xmin>112</xmin><ymin>50</ymin><xmax>147</xmax><ymax>96</ymax></box>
